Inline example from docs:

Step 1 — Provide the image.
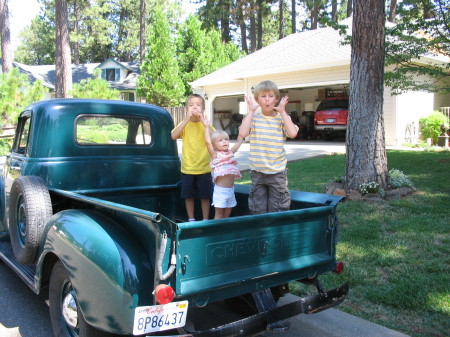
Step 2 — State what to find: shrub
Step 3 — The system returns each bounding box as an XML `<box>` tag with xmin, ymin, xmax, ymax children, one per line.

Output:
<box><xmin>359</xmin><ymin>181</ymin><xmax>380</xmax><ymax>195</ymax></box>
<box><xmin>0</xmin><ymin>139</ymin><xmax>12</xmax><ymax>156</ymax></box>
<box><xmin>389</xmin><ymin>168</ymin><xmax>415</xmax><ymax>190</ymax></box>
<box><xmin>419</xmin><ymin>111</ymin><xmax>448</xmax><ymax>144</ymax></box>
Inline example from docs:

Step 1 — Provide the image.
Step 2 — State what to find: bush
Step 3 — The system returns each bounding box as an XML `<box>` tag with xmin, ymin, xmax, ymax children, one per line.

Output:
<box><xmin>388</xmin><ymin>168</ymin><xmax>415</xmax><ymax>190</ymax></box>
<box><xmin>419</xmin><ymin>111</ymin><xmax>448</xmax><ymax>144</ymax></box>
<box><xmin>0</xmin><ymin>139</ymin><xmax>12</xmax><ymax>156</ymax></box>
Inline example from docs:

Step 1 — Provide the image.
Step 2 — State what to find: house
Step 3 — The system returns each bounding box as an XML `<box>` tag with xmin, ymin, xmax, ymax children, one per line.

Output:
<box><xmin>190</xmin><ymin>23</ymin><xmax>450</xmax><ymax>146</ymax></box>
<box><xmin>2</xmin><ymin>58</ymin><xmax>140</xmax><ymax>102</ymax></box>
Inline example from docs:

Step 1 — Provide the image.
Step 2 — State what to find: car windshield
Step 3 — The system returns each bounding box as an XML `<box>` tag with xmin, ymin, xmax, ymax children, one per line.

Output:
<box><xmin>317</xmin><ymin>99</ymin><xmax>348</xmax><ymax>111</ymax></box>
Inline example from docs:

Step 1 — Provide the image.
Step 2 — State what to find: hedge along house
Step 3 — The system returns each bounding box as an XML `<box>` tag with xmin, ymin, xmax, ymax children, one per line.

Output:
<box><xmin>3</xmin><ymin>57</ymin><xmax>140</xmax><ymax>102</ymax></box>
<box><xmin>190</xmin><ymin>22</ymin><xmax>450</xmax><ymax>146</ymax></box>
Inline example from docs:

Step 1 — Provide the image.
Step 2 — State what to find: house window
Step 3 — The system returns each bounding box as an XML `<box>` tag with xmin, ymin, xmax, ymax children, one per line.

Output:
<box><xmin>102</xmin><ymin>68</ymin><xmax>120</xmax><ymax>82</ymax></box>
<box><xmin>123</xmin><ymin>92</ymin><xmax>135</xmax><ymax>102</ymax></box>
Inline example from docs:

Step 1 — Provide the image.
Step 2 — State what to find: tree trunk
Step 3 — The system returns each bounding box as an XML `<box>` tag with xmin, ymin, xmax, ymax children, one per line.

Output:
<box><xmin>55</xmin><ymin>0</ymin><xmax>73</xmax><ymax>98</ymax></box>
<box><xmin>331</xmin><ymin>0</ymin><xmax>337</xmax><ymax>22</ymax></box>
<box><xmin>72</xmin><ymin>0</ymin><xmax>80</xmax><ymax>64</ymax></box>
<box><xmin>140</xmin><ymin>0</ymin><xmax>146</xmax><ymax>63</ymax></box>
<box><xmin>220</xmin><ymin>0</ymin><xmax>231</xmax><ymax>42</ymax></box>
<box><xmin>310</xmin><ymin>4</ymin><xmax>318</xmax><ymax>30</ymax></box>
<box><xmin>238</xmin><ymin>0</ymin><xmax>248</xmax><ymax>54</ymax></box>
<box><xmin>347</xmin><ymin>0</ymin><xmax>353</xmax><ymax>18</ymax></box>
<box><xmin>257</xmin><ymin>0</ymin><xmax>263</xmax><ymax>50</ymax></box>
<box><xmin>0</xmin><ymin>0</ymin><xmax>12</xmax><ymax>73</ymax></box>
<box><xmin>249</xmin><ymin>1</ymin><xmax>256</xmax><ymax>53</ymax></box>
<box><xmin>279</xmin><ymin>0</ymin><xmax>284</xmax><ymax>39</ymax></box>
<box><xmin>388</xmin><ymin>0</ymin><xmax>397</xmax><ymax>23</ymax></box>
<box><xmin>291</xmin><ymin>0</ymin><xmax>296</xmax><ymax>33</ymax></box>
<box><xmin>345</xmin><ymin>0</ymin><xmax>388</xmax><ymax>191</ymax></box>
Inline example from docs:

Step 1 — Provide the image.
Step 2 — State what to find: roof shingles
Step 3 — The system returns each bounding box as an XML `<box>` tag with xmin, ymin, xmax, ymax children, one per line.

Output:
<box><xmin>191</xmin><ymin>27</ymin><xmax>351</xmax><ymax>87</ymax></box>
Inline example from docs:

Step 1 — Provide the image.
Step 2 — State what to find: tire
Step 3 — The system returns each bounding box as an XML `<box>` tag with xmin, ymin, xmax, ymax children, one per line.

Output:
<box><xmin>49</xmin><ymin>261</ymin><xmax>120</xmax><ymax>337</ymax></box>
<box><xmin>9</xmin><ymin>176</ymin><xmax>53</xmax><ymax>264</ymax></box>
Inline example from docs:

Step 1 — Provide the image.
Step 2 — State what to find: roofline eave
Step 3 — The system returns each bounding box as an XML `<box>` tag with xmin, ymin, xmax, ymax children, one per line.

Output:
<box><xmin>190</xmin><ymin>58</ymin><xmax>350</xmax><ymax>87</ymax></box>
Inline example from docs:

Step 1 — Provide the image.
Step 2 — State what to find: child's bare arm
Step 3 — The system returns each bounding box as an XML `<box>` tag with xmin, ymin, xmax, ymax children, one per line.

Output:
<box><xmin>239</xmin><ymin>95</ymin><xmax>258</xmax><ymax>138</ymax></box>
<box><xmin>202</xmin><ymin>116</ymin><xmax>216</xmax><ymax>158</ymax></box>
<box><xmin>275</xmin><ymin>96</ymin><xmax>299</xmax><ymax>139</ymax></box>
<box><xmin>231</xmin><ymin>135</ymin><xmax>244</xmax><ymax>153</ymax></box>
<box><xmin>171</xmin><ymin>110</ymin><xmax>193</xmax><ymax>140</ymax></box>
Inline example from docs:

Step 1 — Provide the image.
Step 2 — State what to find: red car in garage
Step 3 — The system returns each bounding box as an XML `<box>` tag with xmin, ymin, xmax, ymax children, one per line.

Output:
<box><xmin>314</xmin><ymin>97</ymin><xmax>349</xmax><ymax>140</ymax></box>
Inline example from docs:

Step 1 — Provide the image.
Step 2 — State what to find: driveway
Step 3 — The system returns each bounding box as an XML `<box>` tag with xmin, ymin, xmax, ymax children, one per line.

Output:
<box><xmin>177</xmin><ymin>139</ymin><xmax>347</xmax><ymax>171</ymax></box>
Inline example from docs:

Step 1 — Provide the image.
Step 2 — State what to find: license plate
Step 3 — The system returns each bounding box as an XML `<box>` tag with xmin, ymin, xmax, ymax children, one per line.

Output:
<box><xmin>133</xmin><ymin>301</ymin><xmax>188</xmax><ymax>335</ymax></box>
<box><xmin>325</xmin><ymin>118</ymin><xmax>336</xmax><ymax>123</ymax></box>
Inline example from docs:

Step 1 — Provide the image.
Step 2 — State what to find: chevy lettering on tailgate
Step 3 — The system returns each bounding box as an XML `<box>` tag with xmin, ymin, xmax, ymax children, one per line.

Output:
<box><xmin>207</xmin><ymin>229</ymin><xmax>311</xmax><ymax>265</ymax></box>
<box><xmin>133</xmin><ymin>301</ymin><xmax>188</xmax><ymax>335</ymax></box>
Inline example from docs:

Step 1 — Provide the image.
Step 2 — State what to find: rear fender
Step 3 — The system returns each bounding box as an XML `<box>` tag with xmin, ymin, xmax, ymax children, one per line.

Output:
<box><xmin>41</xmin><ymin>209</ymin><xmax>155</xmax><ymax>334</ymax></box>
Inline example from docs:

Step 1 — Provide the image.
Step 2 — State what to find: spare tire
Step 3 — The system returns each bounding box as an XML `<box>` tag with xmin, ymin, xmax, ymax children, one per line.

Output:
<box><xmin>9</xmin><ymin>176</ymin><xmax>53</xmax><ymax>264</ymax></box>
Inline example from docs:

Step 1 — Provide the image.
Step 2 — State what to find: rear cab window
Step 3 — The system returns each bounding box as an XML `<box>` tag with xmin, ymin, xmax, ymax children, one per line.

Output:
<box><xmin>75</xmin><ymin>115</ymin><xmax>151</xmax><ymax>146</ymax></box>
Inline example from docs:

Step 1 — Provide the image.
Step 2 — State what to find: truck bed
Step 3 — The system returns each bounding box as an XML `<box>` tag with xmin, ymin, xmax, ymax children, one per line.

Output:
<box><xmin>56</xmin><ymin>184</ymin><xmax>342</xmax><ymax>304</ymax></box>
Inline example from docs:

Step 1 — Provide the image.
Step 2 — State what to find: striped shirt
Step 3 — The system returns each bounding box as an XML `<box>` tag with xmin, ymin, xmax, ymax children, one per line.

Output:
<box><xmin>249</xmin><ymin>112</ymin><xmax>288</xmax><ymax>174</ymax></box>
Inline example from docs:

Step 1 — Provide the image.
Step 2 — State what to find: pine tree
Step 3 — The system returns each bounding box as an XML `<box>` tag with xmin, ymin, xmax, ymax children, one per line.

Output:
<box><xmin>137</xmin><ymin>5</ymin><xmax>184</xmax><ymax>106</ymax></box>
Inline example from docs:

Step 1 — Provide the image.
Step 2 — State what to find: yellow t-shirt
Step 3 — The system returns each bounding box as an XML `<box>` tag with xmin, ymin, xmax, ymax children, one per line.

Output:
<box><xmin>175</xmin><ymin>121</ymin><xmax>214</xmax><ymax>174</ymax></box>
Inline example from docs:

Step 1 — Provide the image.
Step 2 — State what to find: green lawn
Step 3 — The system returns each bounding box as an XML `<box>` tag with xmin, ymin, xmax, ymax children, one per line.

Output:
<box><xmin>239</xmin><ymin>150</ymin><xmax>450</xmax><ymax>337</ymax></box>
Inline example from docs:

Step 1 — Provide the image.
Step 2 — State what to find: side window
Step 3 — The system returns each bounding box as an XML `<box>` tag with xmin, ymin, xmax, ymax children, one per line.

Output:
<box><xmin>76</xmin><ymin>115</ymin><xmax>151</xmax><ymax>145</ymax></box>
<box><xmin>13</xmin><ymin>117</ymin><xmax>31</xmax><ymax>155</ymax></box>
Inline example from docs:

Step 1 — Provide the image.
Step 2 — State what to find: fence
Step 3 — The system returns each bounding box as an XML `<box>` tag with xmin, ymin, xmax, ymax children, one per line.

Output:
<box><xmin>165</xmin><ymin>106</ymin><xmax>185</xmax><ymax>126</ymax></box>
<box><xmin>440</xmin><ymin>107</ymin><xmax>450</xmax><ymax>123</ymax></box>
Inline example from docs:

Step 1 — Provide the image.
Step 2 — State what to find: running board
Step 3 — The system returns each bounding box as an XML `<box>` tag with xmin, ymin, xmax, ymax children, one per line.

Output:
<box><xmin>0</xmin><ymin>241</ymin><xmax>37</xmax><ymax>292</ymax></box>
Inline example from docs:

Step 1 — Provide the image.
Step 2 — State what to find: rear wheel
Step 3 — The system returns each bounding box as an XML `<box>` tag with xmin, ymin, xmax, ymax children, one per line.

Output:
<box><xmin>49</xmin><ymin>261</ymin><xmax>119</xmax><ymax>337</ymax></box>
<box><xmin>9</xmin><ymin>176</ymin><xmax>53</xmax><ymax>264</ymax></box>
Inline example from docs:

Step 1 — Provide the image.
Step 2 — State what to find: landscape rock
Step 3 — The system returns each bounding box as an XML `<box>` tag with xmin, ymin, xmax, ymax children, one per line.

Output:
<box><xmin>347</xmin><ymin>190</ymin><xmax>363</xmax><ymax>201</ymax></box>
<box><xmin>333</xmin><ymin>188</ymin><xmax>347</xmax><ymax>197</ymax></box>
<box><xmin>324</xmin><ymin>181</ymin><xmax>415</xmax><ymax>202</ymax></box>
<box><xmin>325</xmin><ymin>182</ymin><xmax>344</xmax><ymax>194</ymax></box>
<box><xmin>384</xmin><ymin>189</ymin><xmax>401</xmax><ymax>201</ymax></box>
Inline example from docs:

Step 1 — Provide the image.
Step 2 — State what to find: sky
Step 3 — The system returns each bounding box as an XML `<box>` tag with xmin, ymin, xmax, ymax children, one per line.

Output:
<box><xmin>8</xmin><ymin>0</ymin><xmax>41</xmax><ymax>51</ymax></box>
<box><xmin>8</xmin><ymin>0</ymin><xmax>199</xmax><ymax>53</ymax></box>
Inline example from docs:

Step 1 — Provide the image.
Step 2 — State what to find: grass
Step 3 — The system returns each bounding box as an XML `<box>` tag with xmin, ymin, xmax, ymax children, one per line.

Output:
<box><xmin>238</xmin><ymin>150</ymin><xmax>450</xmax><ymax>337</ymax></box>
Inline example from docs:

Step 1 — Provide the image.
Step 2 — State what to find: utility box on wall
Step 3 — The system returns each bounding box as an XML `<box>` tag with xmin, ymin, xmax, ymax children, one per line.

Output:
<box><xmin>318</xmin><ymin>88</ymin><xmax>348</xmax><ymax>101</ymax></box>
<box><xmin>318</xmin><ymin>89</ymin><xmax>326</xmax><ymax>100</ymax></box>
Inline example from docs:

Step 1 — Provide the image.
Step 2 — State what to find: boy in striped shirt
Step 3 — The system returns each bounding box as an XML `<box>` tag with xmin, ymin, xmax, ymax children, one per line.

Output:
<box><xmin>239</xmin><ymin>81</ymin><xmax>299</xmax><ymax>214</ymax></box>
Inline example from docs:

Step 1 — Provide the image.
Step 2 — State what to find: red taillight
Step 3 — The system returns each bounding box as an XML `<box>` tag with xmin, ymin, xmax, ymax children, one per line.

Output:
<box><xmin>154</xmin><ymin>284</ymin><xmax>175</xmax><ymax>304</ymax></box>
<box><xmin>334</xmin><ymin>261</ymin><xmax>344</xmax><ymax>274</ymax></box>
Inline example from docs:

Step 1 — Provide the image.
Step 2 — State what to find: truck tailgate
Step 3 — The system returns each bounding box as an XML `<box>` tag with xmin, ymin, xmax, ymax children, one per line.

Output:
<box><xmin>175</xmin><ymin>206</ymin><xmax>337</xmax><ymax>299</ymax></box>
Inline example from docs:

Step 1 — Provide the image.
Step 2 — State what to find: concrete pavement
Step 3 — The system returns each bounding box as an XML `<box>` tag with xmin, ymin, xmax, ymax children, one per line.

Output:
<box><xmin>176</xmin><ymin>139</ymin><xmax>347</xmax><ymax>171</ymax></box>
<box><xmin>176</xmin><ymin>139</ymin><xmax>418</xmax><ymax>171</ymax></box>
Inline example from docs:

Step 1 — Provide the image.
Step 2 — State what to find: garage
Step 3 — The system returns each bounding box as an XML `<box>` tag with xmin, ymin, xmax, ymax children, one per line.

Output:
<box><xmin>206</xmin><ymin>83</ymin><xmax>349</xmax><ymax>140</ymax></box>
<box><xmin>191</xmin><ymin>24</ymin><xmax>449</xmax><ymax>146</ymax></box>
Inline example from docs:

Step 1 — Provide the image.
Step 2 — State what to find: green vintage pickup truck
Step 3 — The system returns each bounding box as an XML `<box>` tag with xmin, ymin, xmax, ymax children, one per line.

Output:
<box><xmin>0</xmin><ymin>99</ymin><xmax>348</xmax><ymax>337</ymax></box>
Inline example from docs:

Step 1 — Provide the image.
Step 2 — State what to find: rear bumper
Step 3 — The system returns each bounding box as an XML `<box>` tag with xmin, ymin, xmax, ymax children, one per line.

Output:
<box><xmin>314</xmin><ymin>125</ymin><xmax>347</xmax><ymax>131</ymax></box>
<box><xmin>175</xmin><ymin>282</ymin><xmax>349</xmax><ymax>337</ymax></box>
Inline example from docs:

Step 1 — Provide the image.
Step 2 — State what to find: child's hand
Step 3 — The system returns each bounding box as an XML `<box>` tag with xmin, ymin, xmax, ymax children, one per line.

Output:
<box><xmin>201</xmin><ymin>114</ymin><xmax>210</xmax><ymax>127</ymax></box>
<box><xmin>245</xmin><ymin>95</ymin><xmax>260</xmax><ymax>112</ymax></box>
<box><xmin>185</xmin><ymin>109</ymin><xmax>193</xmax><ymax>121</ymax></box>
<box><xmin>274</xmin><ymin>95</ymin><xmax>289</xmax><ymax>114</ymax></box>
